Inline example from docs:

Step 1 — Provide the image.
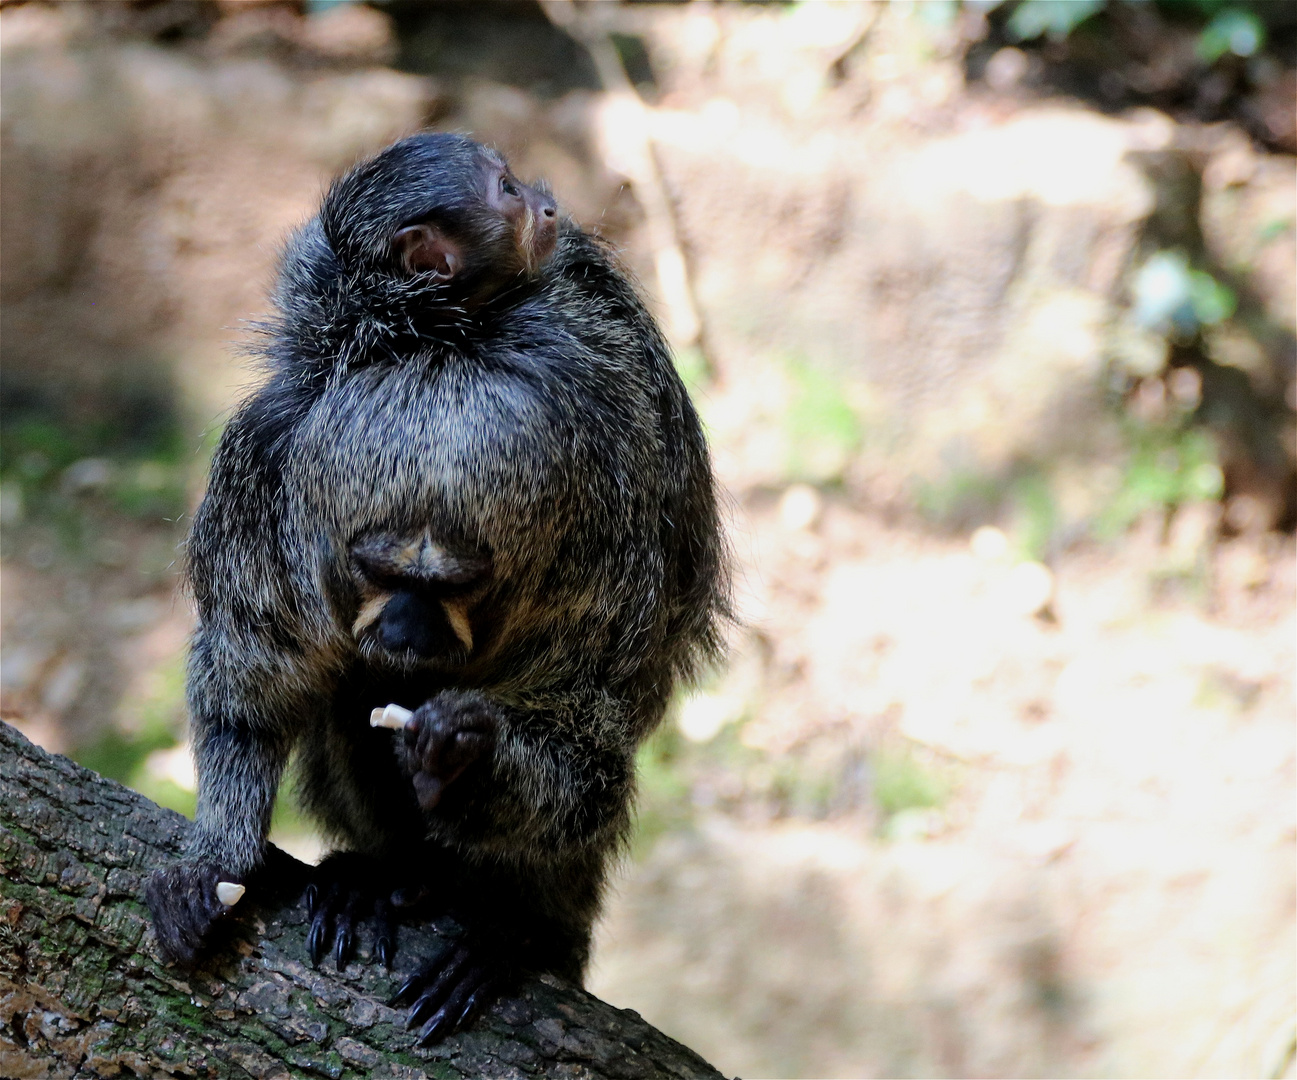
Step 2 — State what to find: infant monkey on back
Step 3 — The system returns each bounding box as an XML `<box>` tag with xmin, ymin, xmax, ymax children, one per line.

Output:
<box><xmin>146</xmin><ymin>131</ymin><xmax>729</xmax><ymax>1046</ymax></box>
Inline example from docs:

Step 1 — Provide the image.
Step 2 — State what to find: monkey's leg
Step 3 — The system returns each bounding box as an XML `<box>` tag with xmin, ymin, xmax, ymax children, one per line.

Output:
<box><xmin>304</xmin><ymin>852</ymin><xmax>399</xmax><ymax>971</ymax></box>
<box><xmin>381</xmin><ymin>688</ymin><xmax>633</xmax><ymax>1042</ymax></box>
<box><xmin>389</xmin><ymin>929</ymin><xmax>511</xmax><ymax>1045</ymax></box>
<box><xmin>385</xmin><ymin>857</ymin><xmax>593</xmax><ymax>1045</ymax></box>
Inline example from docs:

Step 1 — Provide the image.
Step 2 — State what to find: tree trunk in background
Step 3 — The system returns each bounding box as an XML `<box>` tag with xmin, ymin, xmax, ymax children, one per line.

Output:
<box><xmin>0</xmin><ymin>723</ymin><xmax>725</xmax><ymax>1080</ymax></box>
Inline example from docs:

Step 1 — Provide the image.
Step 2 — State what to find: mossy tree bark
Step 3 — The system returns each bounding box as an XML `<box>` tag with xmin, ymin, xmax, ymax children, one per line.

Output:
<box><xmin>0</xmin><ymin>722</ymin><xmax>725</xmax><ymax>1080</ymax></box>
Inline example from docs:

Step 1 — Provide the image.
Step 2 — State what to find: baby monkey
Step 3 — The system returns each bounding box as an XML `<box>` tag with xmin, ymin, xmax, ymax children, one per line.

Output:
<box><xmin>145</xmin><ymin>133</ymin><xmax>729</xmax><ymax>1046</ymax></box>
<box><xmin>350</xmin><ymin>532</ymin><xmax>491</xmax><ymax>667</ymax></box>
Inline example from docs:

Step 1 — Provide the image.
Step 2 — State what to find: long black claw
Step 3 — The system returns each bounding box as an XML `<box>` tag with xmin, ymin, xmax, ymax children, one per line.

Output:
<box><xmin>307</xmin><ymin>910</ymin><xmax>330</xmax><ymax>968</ymax></box>
<box><xmin>334</xmin><ymin>925</ymin><xmax>355</xmax><ymax>971</ymax></box>
<box><xmin>405</xmin><ymin>951</ymin><xmax>467</xmax><ymax>1031</ymax></box>
<box><xmin>388</xmin><ymin>973</ymin><xmax>420</xmax><ymax>1007</ymax></box>
<box><xmin>417</xmin><ymin>1007</ymin><xmax>456</xmax><ymax>1047</ymax></box>
<box><xmin>303</xmin><ymin>883</ymin><xmax>319</xmax><ymax>918</ymax></box>
<box><xmin>417</xmin><ymin>971</ymin><xmax>482</xmax><ymax>1046</ymax></box>
<box><xmin>457</xmin><ymin>978</ymin><xmax>499</xmax><ymax>1029</ymax></box>
<box><xmin>375</xmin><ymin>897</ymin><xmax>396</xmax><ymax>971</ymax></box>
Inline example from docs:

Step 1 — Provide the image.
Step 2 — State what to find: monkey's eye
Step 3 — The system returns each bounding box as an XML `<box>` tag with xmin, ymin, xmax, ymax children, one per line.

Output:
<box><xmin>500</xmin><ymin>177</ymin><xmax>521</xmax><ymax>198</ymax></box>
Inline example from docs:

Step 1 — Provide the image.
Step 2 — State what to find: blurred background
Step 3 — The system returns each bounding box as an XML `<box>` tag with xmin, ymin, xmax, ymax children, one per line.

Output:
<box><xmin>1</xmin><ymin>1</ymin><xmax>1293</xmax><ymax>1076</ymax></box>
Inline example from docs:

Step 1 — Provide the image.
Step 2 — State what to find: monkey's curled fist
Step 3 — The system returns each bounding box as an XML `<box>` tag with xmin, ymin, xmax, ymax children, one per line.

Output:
<box><xmin>145</xmin><ymin>133</ymin><xmax>729</xmax><ymax>1044</ymax></box>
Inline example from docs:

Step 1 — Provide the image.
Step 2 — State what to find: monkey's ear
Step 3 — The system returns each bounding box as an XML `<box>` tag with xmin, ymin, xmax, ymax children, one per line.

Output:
<box><xmin>393</xmin><ymin>224</ymin><xmax>462</xmax><ymax>280</ymax></box>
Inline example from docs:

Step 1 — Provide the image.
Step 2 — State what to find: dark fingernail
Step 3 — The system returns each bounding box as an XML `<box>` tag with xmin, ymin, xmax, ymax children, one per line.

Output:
<box><xmin>388</xmin><ymin>974</ymin><xmax>419</xmax><ymax>1007</ymax></box>
<box><xmin>304</xmin><ymin>883</ymin><xmax>318</xmax><ymax>916</ymax></box>
<box><xmin>458</xmin><ymin>987</ymin><xmax>487</xmax><ymax>1027</ymax></box>
<box><xmin>377</xmin><ymin>937</ymin><xmax>394</xmax><ymax>971</ymax></box>
<box><xmin>307</xmin><ymin>920</ymin><xmax>326</xmax><ymax>967</ymax></box>
<box><xmin>334</xmin><ymin>929</ymin><xmax>353</xmax><ymax>971</ymax></box>
<box><xmin>418</xmin><ymin>1007</ymin><xmax>452</xmax><ymax>1046</ymax></box>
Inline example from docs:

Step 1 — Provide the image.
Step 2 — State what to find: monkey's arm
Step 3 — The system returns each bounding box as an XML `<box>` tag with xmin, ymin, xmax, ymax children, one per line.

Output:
<box><xmin>183</xmin><ymin>626</ymin><xmax>317</xmax><ymax>876</ymax></box>
<box><xmin>401</xmin><ymin>687</ymin><xmax>636</xmax><ymax>863</ymax></box>
<box><xmin>148</xmin><ymin>387</ymin><xmax>338</xmax><ymax>962</ymax></box>
<box><xmin>148</xmin><ymin>616</ymin><xmax>333</xmax><ymax>963</ymax></box>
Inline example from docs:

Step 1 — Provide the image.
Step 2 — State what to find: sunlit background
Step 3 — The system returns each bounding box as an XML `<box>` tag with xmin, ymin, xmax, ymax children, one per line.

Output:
<box><xmin>1</xmin><ymin>2</ymin><xmax>1293</xmax><ymax>1077</ymax></box>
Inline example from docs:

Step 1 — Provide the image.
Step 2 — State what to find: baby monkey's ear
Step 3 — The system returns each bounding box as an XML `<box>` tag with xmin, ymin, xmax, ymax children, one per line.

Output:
<box><xmin>393</xmin><ymin>223</ymin><xmax>462</xmax><ymax>280</ymax></box>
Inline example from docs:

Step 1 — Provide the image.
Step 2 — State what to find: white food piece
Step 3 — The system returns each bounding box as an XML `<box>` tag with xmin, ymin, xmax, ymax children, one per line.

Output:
<box><xmin>215</xmin><ymin>881</ymin><xmax>246</xmax><ymax>907</ymax></box>
<box><xmin>369</xmin><ymin>703</ymin><xmax>415</xmax><ymax>730</ymax></box>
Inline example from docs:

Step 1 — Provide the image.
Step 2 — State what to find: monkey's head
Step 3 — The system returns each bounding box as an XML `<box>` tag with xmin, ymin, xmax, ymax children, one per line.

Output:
<box><xmin>348</xmin><ymin>532</ymin><xmax>494</xmax><ymax>672</ymax></box>
<box><xmin>319</xmin><ymin>133</ymin><xmax>558</xmax><ymax>305</ymax></box>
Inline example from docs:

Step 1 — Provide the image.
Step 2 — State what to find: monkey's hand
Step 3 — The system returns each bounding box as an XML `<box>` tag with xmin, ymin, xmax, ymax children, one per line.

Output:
<box><xmin>304</xmin><ymin>851</ymin><xmax>399</xmax><ymax>972</ymax></box>
<box><xmin>388</xmin><ymin>929</ymin><xmax>513</xmax><ymax>1046</ymax></box>
<box><xmin>145</xmin><ymin>861</ymin><xmax>240</xmax><ymax>965</ymax></box>
<box><xmin>398</xmin><ymin>691</ymin><xmax>498</xmax><ymax>811</ymax></box>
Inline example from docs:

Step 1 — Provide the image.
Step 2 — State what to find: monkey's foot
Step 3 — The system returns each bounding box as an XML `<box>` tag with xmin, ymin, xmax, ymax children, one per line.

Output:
<box><xmin>146</xmin><ymin>860</ymin><xmax>239</xmax><ymax>965</ymax></box>
<box><xmin>304</xmin><ymin>852</ymin><xmax>398</xmax><ymax>971</ymax></box>
<box><xmin>388</xmin><ymin>934</ymin><xmax>510</xmax><ymax>1046</ymax></box>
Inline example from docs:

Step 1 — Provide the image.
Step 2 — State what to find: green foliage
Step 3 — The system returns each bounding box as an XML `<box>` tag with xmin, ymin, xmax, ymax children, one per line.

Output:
<box><xmin>73</xmin><ymin>725</ymin><xmax>176</xmax><ymax>790</ymax></box>
<box><xmin>1007</xmin><ymin>0</ymin><xmax>1105</xmax><ymax>42</ymax></box>
<box><xmin>73</xmin><ymin>653</ymin><xmax>195</xmax><ymax>815</ymax></box>
<box><xmin>631</xmin><ymin>721</ymin><xmax>694</xmax><ymax>857</ymax></box>
<box><xmin>918</xmin><ymin>0</ymin><xmax>961</xmax><ymax>30</ymax></box>
<box><xmin>1187</xmin><ymin>270</ymin><xmax>1237</xmax><ymax>327</ymax></box>
<box><xmin>1196</xmin><ymin>6</ymin><xmax>1265</xmax><ymax>62</ymax></box>
<box><xmin>0</xmin><ymin>408</ymin><xmax>191</xmax><ymax>531</ymax></box>
<box><xmin>1008</xmin><ymin>471</ymin><xmax>1058</xmax><ymax>562</ymax></box>
<box><xmin>915</xmin><ymin>468</ymin><xmax>1003</xmax><ymax>528</ymax></box>
<box><xmin>268</xmin><ymin>767</ymin><xmax>317</xmax><ymax>849</ymax></box>
<box><xmin>1256</xmin><ymin>216</ymin><xmax>1295</xmax><ymax>247</ymax></box>
<box><xmin>1096</xmin><ymin>423</ymin><xmax>1223</xmax><ymax>538</ymax></box>
<box><xmin>108</xmin><ymin>460</ymin><xmax>189</xmax><ymax>520</ymax></box>
<box><xmin>871</xmin><ymin>744</ymin><xmax>948</xmax><ymax>818</ymax></box>
<box><xmin>1132</xmin><ymin>250</ymin><xmax>1236</xmax><ymax>333</ymax></box>
<box><xmin>783</xmin><ymin>357</ymin><xmax>861</xmax><ymax>483</ymax></box>
<box><xmin>990</xmin><ymin>0</ymin><xmax>1269</xmax><ymax>67</ymax></box>
<box><xmin>77</xmin><ymin>652</ymin><xmax>182</xmax><ymax>774</ymax></box>
<box><xmin>914</xmin><ymin>462</ymin><xmax>1058</xmax><ymax>556</ymax></box>
<box><xmin>673</xmin><ymin>345</ymin><xmax>710</xmax><ymax>397</ymax></box>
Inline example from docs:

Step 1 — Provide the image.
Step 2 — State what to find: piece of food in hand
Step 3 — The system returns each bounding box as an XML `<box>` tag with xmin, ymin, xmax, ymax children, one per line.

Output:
<box><xmin>215</xmin><ymin>881</ymin><xmax>246</xmax><ymax>906</ymax></box>
<box><xmin>370</xmin><ymin>703</ymin><xmax>415</xmax><ymax>730</ymax></box>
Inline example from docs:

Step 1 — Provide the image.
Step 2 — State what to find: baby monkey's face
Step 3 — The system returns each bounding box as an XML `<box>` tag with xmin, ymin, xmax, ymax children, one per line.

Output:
<box><xmin>477</xmin><ymin>151</ymin><xmax>558</xmax><ymax>275</ymax></box>
<box><xmin>391</xmin><ymin>148</ymin><xmax>558</xmax><ymax>292</ymax></box>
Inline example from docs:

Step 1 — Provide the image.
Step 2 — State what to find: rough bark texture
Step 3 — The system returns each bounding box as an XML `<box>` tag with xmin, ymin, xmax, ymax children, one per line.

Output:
<box><xmin>0</xmin><ymin>722</ymin><xmax>726</xmax><ymax>1080</ymax></box>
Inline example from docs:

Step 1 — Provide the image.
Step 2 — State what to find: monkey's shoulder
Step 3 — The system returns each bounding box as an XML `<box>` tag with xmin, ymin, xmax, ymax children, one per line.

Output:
<box><xmin>533</xmin><ymin>228</ymin><xmax>665</xmax><ymax>346</ymax></box>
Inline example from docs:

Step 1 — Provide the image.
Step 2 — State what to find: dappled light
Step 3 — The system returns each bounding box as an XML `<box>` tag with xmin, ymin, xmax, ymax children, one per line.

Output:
<box><xmin>1</xmin><ymin>2</ymin><xmax>1292</xmax><ymax>1078</ymax></box>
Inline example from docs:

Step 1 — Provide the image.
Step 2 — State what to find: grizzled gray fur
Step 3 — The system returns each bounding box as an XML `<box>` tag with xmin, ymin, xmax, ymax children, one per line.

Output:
<box><xmin>145</xmin><ymin>133</ymin><xmax>729</xmax><ymax>1036</ymax></box>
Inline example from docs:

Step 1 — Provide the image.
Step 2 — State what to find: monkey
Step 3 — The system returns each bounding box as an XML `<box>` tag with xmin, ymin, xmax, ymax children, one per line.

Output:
<box><xmin>144</xmin><ymin>133</ymin><xmax>730</xmax><ymax>1045</ymax></box>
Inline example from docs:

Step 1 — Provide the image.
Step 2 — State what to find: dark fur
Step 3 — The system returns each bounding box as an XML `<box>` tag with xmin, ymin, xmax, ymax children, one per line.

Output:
<box><xmin>147</xmin><ymin>134</ymin><xmax>729</xmax><ymax>994</ymax></box>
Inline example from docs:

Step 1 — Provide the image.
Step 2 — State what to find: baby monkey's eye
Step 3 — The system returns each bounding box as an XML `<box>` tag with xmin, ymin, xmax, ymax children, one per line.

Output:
<box><xmin>500</xmin><ymin>176</ymin><xmax>521</xmax><ymax>198</ymax></box>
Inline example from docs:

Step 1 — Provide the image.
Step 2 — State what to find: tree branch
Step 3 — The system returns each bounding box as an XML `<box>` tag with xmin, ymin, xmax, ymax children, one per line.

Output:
<box><xmin>0</xmin><ymin>721</ymin><xmax>726</xmax><ymax>1080</ymax></box>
